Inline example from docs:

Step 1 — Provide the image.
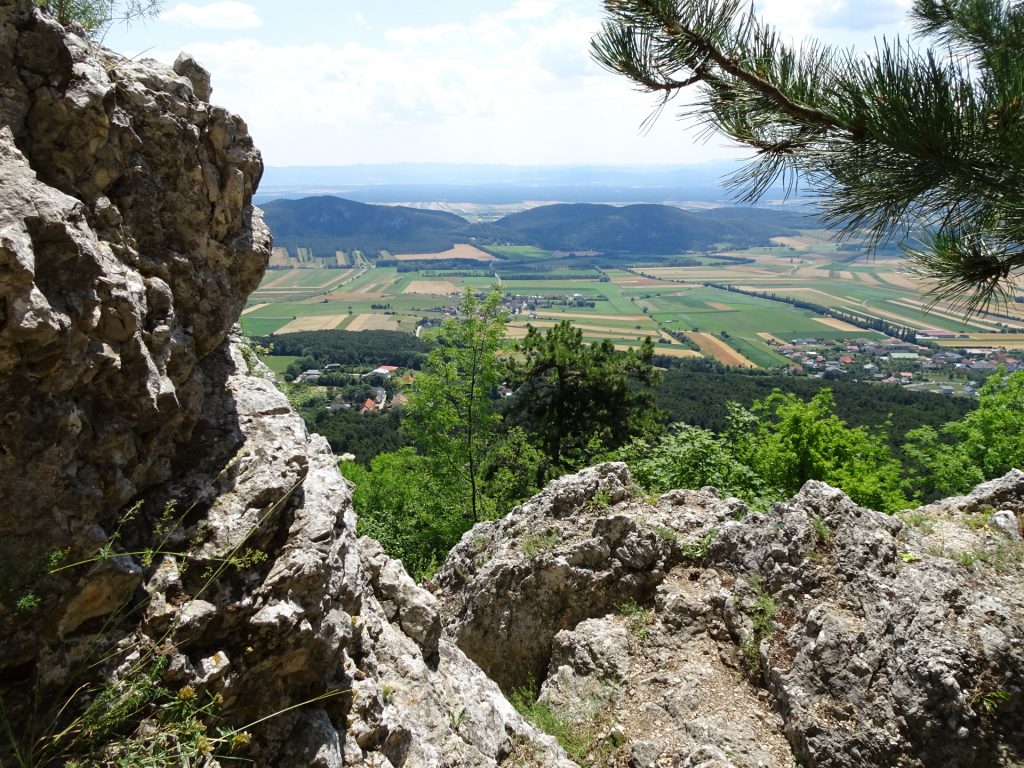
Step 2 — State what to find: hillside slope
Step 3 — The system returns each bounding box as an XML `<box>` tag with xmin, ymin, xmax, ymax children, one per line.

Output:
<box><xmin>261</xmin><ymin>195</ymin><xmax>809</xmax><ymax>255</ymax></box>
<box><xmin>261</xmin><ymin>195</ymin><xmax>471</xmax><ymax>253</ymax></box>
<box><xmin>492</xmin><ymin>202</ymin><xmax>806</xmax><ymax>252</ymax></box>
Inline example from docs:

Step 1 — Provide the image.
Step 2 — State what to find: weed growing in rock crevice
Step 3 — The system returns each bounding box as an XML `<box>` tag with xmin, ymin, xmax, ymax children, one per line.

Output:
<box><xmin>521</xmin><ymin>530</ymin><xmax>559</xmax><ymax>557</ymax></box>
<box><xmin>739</xmin><ymin>579</ymin><xmax>778</xmax><ymax>679</ymax></box>
<box><xmin>618</xmin><ymin>599</ymin><xmax>655</xmax><ymax>640</ymax></box>
<box><xmin>0</xmin><ymin>467</ymin><xmax>336</xmax><ymax>768</ymax></box>
<box><xmin>509</xmin><ymin>687</ymin><xmax>618</xmax><ymax>765</ymax></box>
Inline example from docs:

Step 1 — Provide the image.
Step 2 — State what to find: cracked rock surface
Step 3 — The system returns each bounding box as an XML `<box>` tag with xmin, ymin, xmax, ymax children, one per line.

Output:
<box><xmin>0</xmin><ymin>3</ymin><xmax>573</xmax><ymax>764</ymax></box>
<box><xmin>436</xmin><ymin>464</ymin><xmax>1024</xmax><ymax>767</ymax></box>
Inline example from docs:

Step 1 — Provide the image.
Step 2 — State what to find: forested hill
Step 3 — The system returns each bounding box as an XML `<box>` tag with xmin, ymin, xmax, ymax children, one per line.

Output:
<box><xmin>261</xmin><ymin>196</ymin><xmax>471</xmax><ymax>254</ymax></box>
<box><xmin>491</xmin><ymin>203</ymin><xmax>808</xmax><ymax>252</ymax></box>
<box><xmin>261</xmin><ymin>195</ymin><xmax>810</xmax><ymax>255</ymax></box>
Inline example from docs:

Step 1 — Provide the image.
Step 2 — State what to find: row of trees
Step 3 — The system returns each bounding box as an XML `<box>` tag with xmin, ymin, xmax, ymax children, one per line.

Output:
<box><xmin>622</xmin><ymin>371</ymin><xmax>1024</xmax><ymax>514</ymax></box>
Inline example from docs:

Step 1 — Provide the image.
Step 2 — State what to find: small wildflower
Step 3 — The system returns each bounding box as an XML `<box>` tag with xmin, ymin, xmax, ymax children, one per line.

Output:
<box><xmin>177</xmin><ymin>685</ymin><xmax>197</xmax><ymax>702</ymax></box>
<box><xmin>230</xmin><ymin>731</ymin><xmax>252</xmax><ymax>752</ymax></box>
<box><xmin>197</xmin><ymin>736</ymin><xmax>212</xmax><ymax>754</ymax></box>
<box><xmin>214</xmin><ymin>693</ymin><xmax>224</xmax><ymax>706</ymax></box>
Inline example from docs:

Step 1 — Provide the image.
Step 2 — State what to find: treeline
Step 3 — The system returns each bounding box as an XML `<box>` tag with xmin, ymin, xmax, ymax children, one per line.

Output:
<box><xmin>493</xmin><ymin>272</ymin><xmax>601</xmax><ymax>281</ymax></box>
<box><xmin>300</xmin><ymin>403</ymin><xmax>406</xmax><ymax>463</ymax></box>
<box><xmin>259</xmin><ymin>330</ymin><xmax>430</xmax><ymax>369</ymax></box>
<box><xmin>705</xmin><ymin>282</ymin><xmax>920</xmax><ymax>342</ymax></box>
<box><xmin>377</xmin><ymin>258</ymin><xmax>490</xmax><ymax>272</ymax></box>
<box><xmin>654</xmin><ymin>362</ymin><xmax>974</xmax><ymax>448</ymax></box>
<box><xmin>624</xmin><ymin>368</ymin><xmax>1024</xmax><ymax>515</ymax></box>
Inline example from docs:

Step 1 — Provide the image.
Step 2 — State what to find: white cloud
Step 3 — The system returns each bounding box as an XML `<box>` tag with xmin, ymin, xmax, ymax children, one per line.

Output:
<box><xmin>141</xmin><ymin>2</ymin><xmax>749</xmax><ymax>167</ymax></box>
<box><xmin>385</xmin><ymin>23</ymin><xmax>466</xmax><ymax>46</ymax></box>
<box><xmin>756</xmin><ymin>0</ymin><xmax>913</xmax><ymax>42</ymax></box>
<box><xmin>500</xmin><ymin>0</ymin><xmax>557</xmax><ymax>21</ymax></box>
<box><xmin>161</xmin><ymin>2</ymin><xmax>262</xmax><ymax>30</ymax></box>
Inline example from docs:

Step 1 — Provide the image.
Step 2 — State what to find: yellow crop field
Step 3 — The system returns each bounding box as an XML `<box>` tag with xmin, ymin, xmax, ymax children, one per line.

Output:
<box><xmin>275</xmin><ymin>315</ymin><xmax>349</xmax><ymax>333</ymax></box>
<box><xmin>394</xmin><ymin>244</ymin><xmax>496</xmax><ymax>262</ymax></box>
<box><xmin>813</xmin><ymin>317</ymin><xmax>862</xmax><ymax>331</ymax></box>
<box><xmin>346</xmin><ymin>314</ymin><xmax>402</xmax><ymax>331</ymax></box>
<box><xmin>686</xmin><ymin>332</ymin><xmax>756</xmax><ymax>367</ymax></box>
<box><xmin>403</xmin><ymin>280</ymin><xmax>461</xmax><ymax>295</ymax></box>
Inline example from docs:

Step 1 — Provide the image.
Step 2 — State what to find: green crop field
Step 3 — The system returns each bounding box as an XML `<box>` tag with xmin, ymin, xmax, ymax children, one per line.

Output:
<box><xmin>485</xmin><ymin>245</ymin><xmax>552</xmax><ymax>260</ymax></box>
<box><xmin>243</xmin><ymin>233</ymin><xmax>1024</xmax><ymax>368</ymax></box>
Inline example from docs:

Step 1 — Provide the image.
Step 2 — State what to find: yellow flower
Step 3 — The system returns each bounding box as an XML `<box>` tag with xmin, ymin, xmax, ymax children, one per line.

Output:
<box><xmin>230</xmin><ymin>731</ymin><xmax>252</xmax><ymax>752</ymax></box>
<box><xmin>177</xmin><ymin>685</ymin><xmax>196</xmax><ymax>702</ymax></box>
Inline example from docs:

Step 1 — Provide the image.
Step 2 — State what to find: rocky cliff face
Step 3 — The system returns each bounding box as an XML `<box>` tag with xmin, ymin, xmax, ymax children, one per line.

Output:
<box><xmin>0</xmin><ymin>4</ymin><xmax>572</xmax><ymax>765</ymax></box>
<box><xmin>436</xmin><ymin>464</ymin><xmax>1024</xmax><ymax>767</ymax></box>
<box><xmin>0</xmin><ymin>0</ymin><xmax>268</xmax><ymax>661</ymax></box>
<box><xmin>2</xmin><ymin>4</ymin><xmax>1022</xmax><ymax>768</ymax></box>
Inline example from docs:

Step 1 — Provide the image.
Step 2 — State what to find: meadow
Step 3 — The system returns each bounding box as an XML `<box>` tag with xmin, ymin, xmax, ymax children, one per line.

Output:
<box><xmin>242</xmin><ymin>233</ymin><xmax>1024</xmax><ymax>368</ymax></box>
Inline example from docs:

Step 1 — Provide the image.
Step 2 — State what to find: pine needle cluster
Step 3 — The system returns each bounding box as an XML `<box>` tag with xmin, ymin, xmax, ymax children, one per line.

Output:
<box><xmin>592</xmin><ymin>0</ymin><xmax>1024</xmax><ymax>313</ymax></box>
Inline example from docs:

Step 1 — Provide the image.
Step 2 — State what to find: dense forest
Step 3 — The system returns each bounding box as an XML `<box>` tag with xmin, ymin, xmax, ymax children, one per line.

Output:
<box><xmin>258</xmin><ymin>329</ymin><xmax>430</xmax><ymax>371</ymax></box>
<box><xmin>655</xmin><ymin>363</ymin><xmax>975</xmax><ymax>446</ymax></box>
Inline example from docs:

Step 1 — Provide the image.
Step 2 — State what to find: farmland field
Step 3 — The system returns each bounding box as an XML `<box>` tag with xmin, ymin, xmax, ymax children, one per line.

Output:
<box><xmin>242</xmin><ymin>235</ymin><xmax>1024</xmax><ymax>367</ymax></box>
<box><xmin>394</xmin><ymin>244</ymin><xmax>497</xmax><ymax>262</ymax></box>
<box><xmin>403</xmin><ymin>280</ymin><xmax>461</xmax><ymax>295</ymax></box>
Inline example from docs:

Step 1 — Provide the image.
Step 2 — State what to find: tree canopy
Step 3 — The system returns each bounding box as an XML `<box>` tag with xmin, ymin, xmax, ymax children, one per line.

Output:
<box><xmin>505</xmin><ymin>321</ymin><xmax>661</xmax><ymax>476</ymax></box>
<box><xmin>592</xmin><ymin>0</ymin><xmax>1024</xmax><ymax>311</ymax></box>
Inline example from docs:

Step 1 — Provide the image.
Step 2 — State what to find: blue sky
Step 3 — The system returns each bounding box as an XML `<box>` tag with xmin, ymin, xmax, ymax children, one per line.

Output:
<box><xmin>104</xmin><ymin>0</ymin><xmax>914</xmax><ymax>168</ymax></box>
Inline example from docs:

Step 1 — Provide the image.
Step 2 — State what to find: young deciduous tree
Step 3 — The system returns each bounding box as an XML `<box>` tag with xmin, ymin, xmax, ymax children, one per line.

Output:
<box><xmin>904</xmin><ymin>369</ymin><xmax>1024</xmax><ymax>499</ymax></box>
<box><xmin>403</xmin><ymin>289</ymin><xmax>507</xmax><ymax>523</ymax></box>
<box><xmin>727</xmin><ymin>390</ymin><xmax>910</xmax><ymax>513</ymax></box>
<box><xmin>593</xmin><ymin>0</ymin><xmax>1024</xmax><ymax>311</ymax></box>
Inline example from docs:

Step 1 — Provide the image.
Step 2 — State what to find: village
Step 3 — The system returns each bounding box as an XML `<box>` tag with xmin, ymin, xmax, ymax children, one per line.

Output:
<box><xmin>766</xmin><ymin>335</ymin><xmax>1023</xmax><ymax>394</ymax></box>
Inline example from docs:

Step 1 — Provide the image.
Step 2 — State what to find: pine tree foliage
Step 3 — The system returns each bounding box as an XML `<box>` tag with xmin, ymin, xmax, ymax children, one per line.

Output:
<box><xmin>592</xmin><ymin>0</ymin><xmax>1024</xmax><ymax>312</ymax></box>
<box><xmin>36</xmin><ymin>0</ymin><xmax>161</xmax><ymax>38</ymax></box>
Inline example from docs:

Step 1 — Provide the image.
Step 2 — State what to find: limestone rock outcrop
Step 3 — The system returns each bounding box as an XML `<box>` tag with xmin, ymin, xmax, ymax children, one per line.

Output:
<box><xmin>4</xmin><ymin>3</ymin><xmax>1024</xmax><ymax>767</ymax></box>
<box><xmin>436</xmin><ymin>464</ymin><xmax>1024</xmax><ymax>767</ymax></box>
<box><xmin>0</xmin><ymin>4</ymin><xmax>573</xmax><ymax>765</ymax></box>
<box><xmin>0</xmin><ymin>0</ymin><xmax>268</xmax><ymax>665</ymax></box>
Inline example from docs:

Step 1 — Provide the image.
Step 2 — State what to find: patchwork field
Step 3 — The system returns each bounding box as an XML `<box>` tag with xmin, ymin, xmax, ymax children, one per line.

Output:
<box><xmin>813</xmin><ymin>317</ymin><xmax>862</xmax><ymax>331</ymax></box>
<box><xmin>242</xmin><ymin>235</ymin><xmax>1024</xmax><ymax>366</ymax></box>
<box><xmin>347</xmin><ymin>314</ymin><xmax>403</xmax><ymax>331</ymax></box>
<box><xmin>686</xmin><ymin>332</ymin><xmax>756</xmax><ymax>367</ymax></box>
<box><xmin>275</xmin><ymin>314</ymin><xmax>349</xmax><ymax>333</ymax></box>
<box><xmin>394</xmin><ymin>244</ymin><xmax>497</xmax><ymax>262</ymax></box>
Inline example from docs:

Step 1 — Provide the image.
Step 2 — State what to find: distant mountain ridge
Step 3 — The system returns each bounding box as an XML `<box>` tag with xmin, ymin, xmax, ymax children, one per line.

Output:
<box><xmin>261</xmin><ymin>195</ymin><xmax>811</xmax><ymax>256</ymax></box>
<box><xmin>492</xmin><ymin>203</ymin><xmax>808</xmax><ymax>253</ymax></box>
<box><xmin>261</xmin><ymin>196</ymin><xmax>470</xmax><ymax>254</ymax></box>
